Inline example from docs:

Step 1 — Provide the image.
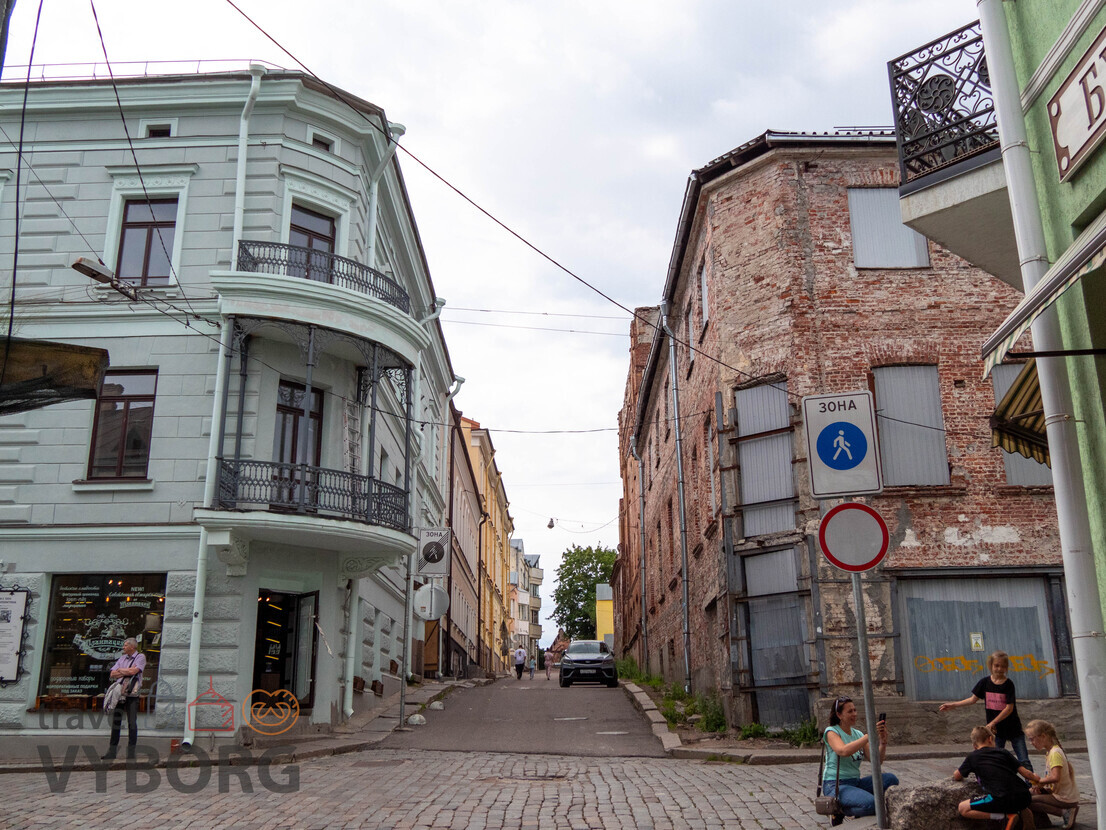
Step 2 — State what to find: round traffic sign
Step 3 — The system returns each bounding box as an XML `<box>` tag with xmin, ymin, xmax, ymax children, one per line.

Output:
<box><xmin>816</xmin><ymin>421</ymin><xmax>868</xmax><ymax>471</ymax></box>
<box><xmin>423</xmin><ymin>541</ymin><xmax>446</xmax><ymax>563</ymax></box>
<box><xmin>818</xmin><ymin>502</ymin><xmax>889</xmax><ymax>572</ymax></box>
<box><xmin>413</xmin><ymin>584</ymin><xmax>449</xmax><ymax>621</ymax></box>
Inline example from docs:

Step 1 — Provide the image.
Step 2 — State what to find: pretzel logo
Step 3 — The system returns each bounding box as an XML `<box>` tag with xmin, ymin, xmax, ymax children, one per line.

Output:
<box><xmin>243</xmin><ymin>689</ymin><xmax>300</xmax><ymax>735</ymax></box>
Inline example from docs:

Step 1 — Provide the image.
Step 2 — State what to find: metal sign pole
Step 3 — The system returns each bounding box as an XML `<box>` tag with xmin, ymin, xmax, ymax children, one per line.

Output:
<box><xmin>397</xmin><ymin>549</ymin><xmax>414</xmax><ymax>730</ymax></box>
<box><xmin>852</xmin><ymin>572</ymin><xmax>886</xmax><ymax>829</ymax></box>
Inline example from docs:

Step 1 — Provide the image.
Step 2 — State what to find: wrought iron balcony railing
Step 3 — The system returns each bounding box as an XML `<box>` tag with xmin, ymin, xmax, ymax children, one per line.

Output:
<box><xmin>888</xmin><ymin>20</ymin><xmax>999</xmax><ymax>187</ymax></box>
<box><xmin>237</xmin><ymin>240</ymin><xmax>411</xmax><ymax>314</ymax></box>
<box><xmin>215</xmin><ymin>457</ymin><xmax>409</xmax><ymax>532</ymax></box>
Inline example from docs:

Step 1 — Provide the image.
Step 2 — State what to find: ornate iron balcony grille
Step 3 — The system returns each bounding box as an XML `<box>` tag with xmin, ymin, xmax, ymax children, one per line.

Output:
<box><xmin>888</xmin><ymin>20</ymin><xmax>998</xmax><ymax>185</ymax></box>
<box><xmin>237</xmin><ymin>240</ymin><xmax>411</xmax><ymax>314</ymax></box>
<box><xmin>215</xmin><ymin>457</ymin><xmax>409</xmax><ymax>532</ymax></box>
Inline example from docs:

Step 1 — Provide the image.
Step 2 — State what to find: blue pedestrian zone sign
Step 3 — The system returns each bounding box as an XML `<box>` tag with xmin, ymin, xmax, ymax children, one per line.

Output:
<box><xmin>802</xmin><ymin>391</ymin><xmax>883</xmax><ymax>499</ymax></box>
<box><xmin>816</xmin><ymin>422</ymin><xmax>867</xmax><ymax>470</ymax></box>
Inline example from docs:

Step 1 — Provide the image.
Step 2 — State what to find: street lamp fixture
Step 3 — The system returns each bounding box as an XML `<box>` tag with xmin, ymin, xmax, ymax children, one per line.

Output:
<box><xmin>71</xmin><ymin>257</ymin><xmax>137</xmax><ymax>301</ymax></box>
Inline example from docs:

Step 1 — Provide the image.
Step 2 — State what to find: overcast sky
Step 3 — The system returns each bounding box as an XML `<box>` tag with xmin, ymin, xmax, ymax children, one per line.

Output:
<box><xmin>4</xmin><ymin>0</ymin><xmax>975</xmax><ymax>645</ymax></box>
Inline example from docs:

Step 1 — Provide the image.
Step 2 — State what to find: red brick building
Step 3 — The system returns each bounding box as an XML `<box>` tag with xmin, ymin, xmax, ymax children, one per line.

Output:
<box><xmin>614</xmin><ymin>131</ymin><xmax>1076</xmax><ymax>734</ymax></box>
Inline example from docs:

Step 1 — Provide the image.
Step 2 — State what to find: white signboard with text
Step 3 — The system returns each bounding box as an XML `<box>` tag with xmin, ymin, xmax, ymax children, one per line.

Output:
<box><xmin>416</xmin><ymin>528</ymin><xmax>451</xmax><ymax>576</ymax></box>
<box><xmin>802</xmin><ymin>391</ymin><xmax>883</xmax><ymax>499</ymax></box>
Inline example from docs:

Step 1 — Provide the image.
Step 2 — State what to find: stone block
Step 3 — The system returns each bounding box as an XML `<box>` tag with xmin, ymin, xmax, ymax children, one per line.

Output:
<box><xmin>887</xmin><ymin>779</ymin><xmax>992</xmax><ymax>830</ymax></box>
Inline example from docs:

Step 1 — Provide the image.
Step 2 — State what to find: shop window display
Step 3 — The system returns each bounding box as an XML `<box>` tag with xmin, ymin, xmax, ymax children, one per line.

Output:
<box><xmin>37</xmin><ymin>573</ymin><xmax>166</xmax><ymax>710</ymax></box>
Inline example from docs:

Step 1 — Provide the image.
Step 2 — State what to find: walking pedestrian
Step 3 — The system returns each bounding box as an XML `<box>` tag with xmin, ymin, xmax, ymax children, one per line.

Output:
<box><xmin>528</xmin><ymin>656</ymin><xmax>536</xmax><ymax>680</ymax></box>
<box><xmin>545</xmin><ymin>649</ymin><xmax>553</xmax><ymax>679</ymax></box>
<box><xmin>514</xmin><ymin>645</ymin><xmax>527</xmax><ymax>680</ymax></box>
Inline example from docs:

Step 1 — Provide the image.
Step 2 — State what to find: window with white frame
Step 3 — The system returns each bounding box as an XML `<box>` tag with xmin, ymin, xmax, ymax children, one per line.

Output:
<box><xmin>116</xmin><ymin>199</ymin><xmax>178</xmax><ymax>285</ymax></box>
<box><xmin>848</xmin><ymin>187</ymin><xmax>930</xmax><ymax>268</ymax></box>
<box><xmin>280</xmin><ymin>164</ymin><xmax>355</xmax><ymax>259</ymax></box>
<box><xmin>873</xmin><ymin>365</ymin><xmax>950</xmax><ymax>485</ymax></box>
<box><xmin>139</xmin><ymin>117</ymin><xmax>177</xmax><ymax>139</ymax></box>
<box><xmin>104</xmin><ymin>164</ymin><xmax>196</xmax><ymax>287</ymax></box>
<box><xmin>735</xmin><ymin>381</ymin><xmax>795</xmax><ymax>536</ymax></box>
<box><xmin>87</xmin><ymin>369</ymin><xmax>158</xmax><ymax>479</ymax></box>
<box><xmin>991</xmin><ymin>364</ymin><xmax>1053</xmax><ymax>487</ymax></box>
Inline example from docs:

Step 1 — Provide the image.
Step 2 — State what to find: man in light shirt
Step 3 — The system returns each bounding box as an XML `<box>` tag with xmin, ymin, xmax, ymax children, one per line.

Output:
<box><xmin>103</xmin><ymin>637</ymin><xmax>145</xmax><ymax>760</ymax></box>
<box><xmin>513</xmin><ymin>645</ymin><xmax>527</xmax><ymax>680</ymax></box>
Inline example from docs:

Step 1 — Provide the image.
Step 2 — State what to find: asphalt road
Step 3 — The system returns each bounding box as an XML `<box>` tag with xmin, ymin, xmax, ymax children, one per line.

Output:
<box><xmin>380</xmin><ymin>672</ymin><xmax>667</xmax><ymax>757</ymax></box>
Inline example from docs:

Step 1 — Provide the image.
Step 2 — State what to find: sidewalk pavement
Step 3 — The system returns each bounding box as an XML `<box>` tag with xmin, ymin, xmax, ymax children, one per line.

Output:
<box><xmin>0</xmin><ymin>675</ymin><xmax>503</xmax><ymax>774</ymax></box>
<box><xmin>0</xmin><ymin>676</ymin><xmax>1091</xmax><ymax>776</ymax></box>
<box><xmin>620</xmin><ymin>682</ymin><xmax>1092</xmax><ymax>765</ymax></box>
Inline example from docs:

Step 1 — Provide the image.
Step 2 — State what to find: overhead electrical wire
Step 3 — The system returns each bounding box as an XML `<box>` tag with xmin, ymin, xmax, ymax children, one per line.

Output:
<box><xmin>0</xmin><ymin>0</ymin><xmax>45</xmax><ymax>390</ymax></box>
<box><xmin>218</xmin><ymin>0</ymin><xmax>980</xmax><ymax>443</ymax></box>
<box><xmin>87</xmin><ymin>0</ymin><xmax>203</xmax><ymax>322</ymax></box>
<box><xmin>1</xmin><ymin>4</ymin><xmax>996</xmax><ymax>471</ymax></box>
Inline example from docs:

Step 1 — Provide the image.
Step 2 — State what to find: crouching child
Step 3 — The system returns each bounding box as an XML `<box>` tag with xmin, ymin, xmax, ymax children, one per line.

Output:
<box><xmin>954</xmin><ymin>726</ymin><xmax>1040</xmax><ymax>830</ymax></box>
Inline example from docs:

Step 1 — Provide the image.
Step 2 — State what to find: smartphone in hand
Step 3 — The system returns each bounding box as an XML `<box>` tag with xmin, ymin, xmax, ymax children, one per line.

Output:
<box><xmin>878</xmin><ymin>712</ymin><xmax>886</xmax><ymax>723</ymax></box>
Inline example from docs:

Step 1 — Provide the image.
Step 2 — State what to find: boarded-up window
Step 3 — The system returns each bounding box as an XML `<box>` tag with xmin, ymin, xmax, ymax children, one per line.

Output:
<box><xmin>898</xmin><ymin>577</ymin><xmax>1061</xmax><ymax>701</ymax></box>
<box><xmin>848</xmin><ymin>188</ymin><xmax>930</xmax><ymax>268</ymax></box>
<box><xmin>992</xmin><ymin>364</ymin><xmax>1053</xmax><ymax>486</ymax></box>
<box><xmin>873</xmin><ymin>365</ymin><xmax>950</xmax><ymax>486</ymax></box>
<box><xmin>743</xmin><ymin>547</ymin><xmax>810</xmax><ymax>728</ymax></box>
<box><xmin>735</xmin><ymin>382</ymin><xmax>795</xmax><ymax>535</ymax></box>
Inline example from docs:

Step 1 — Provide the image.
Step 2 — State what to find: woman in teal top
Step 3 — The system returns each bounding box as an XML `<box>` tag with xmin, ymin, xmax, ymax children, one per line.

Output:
<box><xmin>823</xmin><ymin>696</ymin><xmax>899</xmax><ymax>824</ymax></box>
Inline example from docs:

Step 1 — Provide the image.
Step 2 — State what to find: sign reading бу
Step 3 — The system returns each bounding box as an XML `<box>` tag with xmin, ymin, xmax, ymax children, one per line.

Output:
<box><xmin>1049</xmin><ymin>23</ymin><xmax>1106</xmax><ymax>181</ymax></box>
<box><xmin>802</xmin><ymin>391</ymin><xmax>883</xmax><ymax>499</ymax></box>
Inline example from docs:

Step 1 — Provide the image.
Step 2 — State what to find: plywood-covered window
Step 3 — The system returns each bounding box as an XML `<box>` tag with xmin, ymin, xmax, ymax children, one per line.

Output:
<box><xmin>848</xmin><ymin>187</ymin><xmax>930</xmax><ymax>268</ymax></box>
<box><xmin>735</xmin><ymin>381</ymin><xmax>795</xmax><ymax>536</ymax></box>
<box><xmin>873</xmin><ymin>365</ymin><xmax>950</xmax><ymax>486</ymax></box>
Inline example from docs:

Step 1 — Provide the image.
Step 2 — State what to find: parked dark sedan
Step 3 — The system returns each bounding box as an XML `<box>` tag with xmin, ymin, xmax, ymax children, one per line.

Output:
<box><xmin>558</xmin><ymin>640</ymin><xmax>618</xmax><ymax>687</ymax></box>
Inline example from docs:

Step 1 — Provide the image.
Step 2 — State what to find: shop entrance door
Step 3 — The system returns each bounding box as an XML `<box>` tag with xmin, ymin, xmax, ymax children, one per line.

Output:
<box><xmin>253</xmin><ymin>590</ymin><xmax>319</xmax><ymax>709</ymax></box>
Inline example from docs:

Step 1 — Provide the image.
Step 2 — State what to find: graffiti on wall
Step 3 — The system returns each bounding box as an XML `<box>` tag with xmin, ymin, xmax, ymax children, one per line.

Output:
<box><xmin>914</xmin><ymin>653</ymin><xmax>1054</xmax><ymax>677</ymax></box>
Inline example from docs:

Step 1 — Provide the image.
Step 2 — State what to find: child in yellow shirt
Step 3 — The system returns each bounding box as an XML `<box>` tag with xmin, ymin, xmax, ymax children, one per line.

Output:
<box><xmin>1025</xmin><ymin>719</ymin><xmax>1079</xmax><ymax>829</ymax></box>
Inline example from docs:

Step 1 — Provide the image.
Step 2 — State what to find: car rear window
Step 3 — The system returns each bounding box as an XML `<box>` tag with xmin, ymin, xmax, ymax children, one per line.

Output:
<box><xmin>568</xmin><ymin>642</ymin><xmax>601</xmax><ymax>654</ymax></box>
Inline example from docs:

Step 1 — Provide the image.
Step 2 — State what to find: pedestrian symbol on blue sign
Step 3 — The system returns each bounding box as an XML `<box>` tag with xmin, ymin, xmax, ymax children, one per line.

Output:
<box><xmin>816</xmin><ymin>422</ymin><xmax>867</xmax><ymax>471</ymax></box>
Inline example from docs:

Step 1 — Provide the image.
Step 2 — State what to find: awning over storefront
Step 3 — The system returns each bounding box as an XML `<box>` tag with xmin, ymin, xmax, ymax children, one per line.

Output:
<box><xmin>982</xmin><ymin>208</ymin><xmax>1106</xmax><ymax>376</ymax></box>
<box><xmin>990</xmin><ymin>359</ymin><xmax>1049</xmax><ymax>467</ymax></box>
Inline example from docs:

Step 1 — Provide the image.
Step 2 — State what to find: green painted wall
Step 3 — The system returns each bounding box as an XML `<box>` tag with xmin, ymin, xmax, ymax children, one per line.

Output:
<box><xmin>1006</xmin><ymin>0</ymin><xmax>1106</xmax><ymax>621</ymax></box>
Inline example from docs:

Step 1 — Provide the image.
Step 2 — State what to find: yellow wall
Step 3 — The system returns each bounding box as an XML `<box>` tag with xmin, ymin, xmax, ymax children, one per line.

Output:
<box><xmin>461</xmin><ymin>417</ymin><xmax>514</xmax><ymax>672</ymax></box>
<box><xmin>596</xmin><ymin>583</ymin><xmax>614</xmax><ymax>645</ymax></box>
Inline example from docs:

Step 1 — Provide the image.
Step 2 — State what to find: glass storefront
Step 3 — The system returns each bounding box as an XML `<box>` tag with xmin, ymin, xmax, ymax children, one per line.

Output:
<box><xmin>37</xmin><ymin>573</ymin><xmax>166</xmax><ymax>710</ymax></box>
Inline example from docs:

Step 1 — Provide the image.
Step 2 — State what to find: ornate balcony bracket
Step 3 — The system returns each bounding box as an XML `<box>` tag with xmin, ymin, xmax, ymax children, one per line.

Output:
<box><xmin>208</xmin><ymin>529</ymin><xmax>250</xmax><ymax>577</ymax></box>
<box><xmin>889</xmin><ymin>20</ymin><xmax>999</xmax><ymax>186</ymax></box>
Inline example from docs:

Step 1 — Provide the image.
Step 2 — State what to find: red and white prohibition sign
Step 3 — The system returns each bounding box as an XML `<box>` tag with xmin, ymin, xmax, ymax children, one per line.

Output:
<box><xmin>818</xmin><ymin>502</ymin><xmax>889</xmax><ymax>573</ymax></box>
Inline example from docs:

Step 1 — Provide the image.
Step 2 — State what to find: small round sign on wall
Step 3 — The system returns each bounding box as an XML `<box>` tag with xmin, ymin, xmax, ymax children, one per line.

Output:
<box><xmin>818</xmin><ymin>502</ymin><xmax>889</xmax><ymax>572</ymax></box>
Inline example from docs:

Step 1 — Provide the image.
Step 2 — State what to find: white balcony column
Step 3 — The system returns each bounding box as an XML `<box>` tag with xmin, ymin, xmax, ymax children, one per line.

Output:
<box><xmin>183</xmin><ymin>317</ymin><xmax>235</xmax><ymax>747</ymax></box>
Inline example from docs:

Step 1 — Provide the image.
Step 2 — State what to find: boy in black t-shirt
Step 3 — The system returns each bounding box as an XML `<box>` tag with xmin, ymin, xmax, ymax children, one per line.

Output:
<box><xmin>954</xmin><ymin>726</ymin><xmax>1040</xmax><ymax>829</ymax></box>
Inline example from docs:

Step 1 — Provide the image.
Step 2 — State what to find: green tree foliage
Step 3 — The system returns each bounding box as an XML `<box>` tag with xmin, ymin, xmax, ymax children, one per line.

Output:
<box><xmin>551</xmin><ymin>544</ymin><xmax>616</xmax><ymax>640</ymax></box>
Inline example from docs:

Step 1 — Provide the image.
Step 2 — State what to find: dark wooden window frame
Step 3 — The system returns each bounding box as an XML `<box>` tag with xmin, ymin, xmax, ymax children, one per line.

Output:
<box><xmin>86</xmin><ymin>369</ymin><xmax>158</xmax><ymax>480</ymax></box>
<box><xmin>116</xmin><ymin>198</ymin><xmax>178</xmax><ymax>286</ymax></box>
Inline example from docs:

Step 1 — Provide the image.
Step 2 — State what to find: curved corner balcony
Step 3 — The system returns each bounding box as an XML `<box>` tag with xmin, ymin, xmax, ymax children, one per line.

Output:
<box><xmin>214</xmin><ymin>241</ymin><xmax>428</xmax><ymax>364</ymax></box>
<box><xmin>213</xmin><ymin>457</ymin><xmax>408</xmax><ymax>532</ymax></box>
<box><xmin>237</xmin><ymin>241</ymin><xmax>410</xmax><ymax>313</ymax></box>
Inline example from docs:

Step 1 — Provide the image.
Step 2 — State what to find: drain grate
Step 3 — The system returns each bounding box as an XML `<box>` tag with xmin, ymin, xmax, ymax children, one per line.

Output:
<box><xmin>351</xmin><ymin>759</ymin><xmax>406</xmax><ymax>768</ymax></box>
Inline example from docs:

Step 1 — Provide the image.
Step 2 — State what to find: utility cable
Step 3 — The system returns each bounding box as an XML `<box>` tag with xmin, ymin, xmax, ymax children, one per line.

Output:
<box><xmin>218</xmin><ymin>0</ymin><xmax>977</xmax><ymax>437</ymax></box>
<box><xmin>88</xmin><ymin>0</ymin><xmax>202</xmax><ymax>321</ymax></box>
<box><xmin>0</xmin><ymin>0</ymin><xmax>45</xmax><ymax>389</ymax></box>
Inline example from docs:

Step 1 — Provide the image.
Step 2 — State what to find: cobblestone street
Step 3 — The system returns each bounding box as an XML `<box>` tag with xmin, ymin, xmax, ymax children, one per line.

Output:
<box><xmin>7</xmin><ymin>749</ymin><xmax>1095</xmax><ymax>829</ymax></box>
